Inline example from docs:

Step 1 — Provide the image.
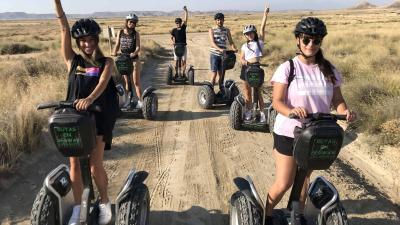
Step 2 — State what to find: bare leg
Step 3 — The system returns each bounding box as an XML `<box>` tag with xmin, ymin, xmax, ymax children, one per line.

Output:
<box><xmin>258</xmin><ymin>90</ymin><xmax>265</xmax><ymax>110</ymax></box>
<box><xmin>243</xmin><ymin>82</ymin><xmax>252</xmax><ymax>109</ymax></box>
<box><xmin>133</xmin><ymin>60</ymin><xmax>142</xmax><ymax>100</ymax></box>
<box><xmin>210</xmin><ymin>71</ymin><xmax>218</xmax><ymax>87</ymax></box>
<box><xmin>90</xmin><ymin>136</ymin><xmax>109</xmax><ymax>203</ymax></box>
<box><xmin>182</xmin><ymin>59</ymin><xmax>187</xmax><ymax>75</ymax></box>
<box><xmin>265</xmin><ymin>149</ymin><xmax>297</xmax><ymax>216</ymax></box>
<box><xmin>69</xmin><ymin>157</ymin><xmax>83</xmax><ymax>204</ymax></box>
<box><xmin>123</xmin><ymin>75</ymin><xmax>129</xmax><ymax>92</ymax></box>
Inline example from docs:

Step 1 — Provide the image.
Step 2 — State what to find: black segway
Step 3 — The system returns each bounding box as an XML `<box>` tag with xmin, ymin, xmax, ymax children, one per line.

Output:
<box><xmin>167</xmin><ymin>43</ymin><xmax>195</xmax><ymax>85</ymax></box>
<box><xmin>197</xmin><ymin>50</ymin><xmax>239</xmax><ymax>109</ymax></box>
<box><xmin>31</xmin><ymin>101</ymin><xmax>150</xmax><ymax>225</ymax></box>
<box><xmin>115</xmin><ymin>54</ymin><xmax>158</xmax><ymax>120</ymax></box>
<box><xmin>229</xmin><ymin>63</ymin><xmax>270</xmax><ymax>130</ymax></box>
<box><xmin>230</xmin><ymin>113</ymin><xmax>349</xmax><ymax>225</ymax></box>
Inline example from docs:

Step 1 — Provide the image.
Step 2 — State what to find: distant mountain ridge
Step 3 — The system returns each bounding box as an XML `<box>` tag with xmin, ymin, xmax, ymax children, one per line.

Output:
<box><xmin>0</xmin><ymin>10</ymin><xmax>258</xmax><ymax>20</ymax></box>
<box><xmin>350</xmin><ymin>1</ymin><xmax>377</xmax><ymax>9</ymax></box>
<box><xmin>385</xmin><ymin>0</ymin><xmax>400</xmax><ymax>8</ymax></box>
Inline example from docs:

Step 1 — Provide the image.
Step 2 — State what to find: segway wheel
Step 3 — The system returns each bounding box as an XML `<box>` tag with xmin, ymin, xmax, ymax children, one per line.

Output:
<box><xmin>30</xmin><ymin>186</ymin><xmax>57</xmax><ymax>225</ymax></box>
<box><xmin>325</xmin><ymin>202</ymin><xmax>349</xmax><ymax>225</ymax></box>
<box><xmin>227</xmin><ymin>85</ymin><xmax>240</xmax><ymax>106</ymax></box>
<box><xmin>117</xmin><ymin>184</ymin><xmax>150</xmax><ymax>225</ymax></box>
<box><xmin>188</xmin><ymin>67</ymin><xmax>195</xmax><ymax>85</ymax></box>
<box><xmin>198</xmin><ymin>85</ymin><xmax>214</xmax><ymax>109</ymax></box>
<box><xmin>268</xmin><ymin>109</ymin><xmax>277</xmax><ymax>134</ymax></box>
<box><xmin>142</xmin><ymin>93</ymin><xmax>158</xmax><ymax>120</ymax></box>
<box><xmin>230</xmin><ymin>191</ymin><xmax>263</xmax><ymax>225</ymax></box>
<box><xmin>167</xmin><ymin>65</ymin><xmax>173</xmax><ymax>85</ymax></box>
<box><xmin>229</xmin><ymin>100</ymin><xmax>242</xmax><ymax>130</ymax></box>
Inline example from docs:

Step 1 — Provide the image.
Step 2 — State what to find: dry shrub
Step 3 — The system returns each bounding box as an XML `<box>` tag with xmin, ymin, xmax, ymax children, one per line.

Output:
<box><xmin>0</xmin><ymin>43</ymin><xmax>40</xmax><ymax>55</ymax></box>
<box><xmin>380</xmin><ymin>119</ymin><xmax>400</xmax><ymax>146</ymax></box>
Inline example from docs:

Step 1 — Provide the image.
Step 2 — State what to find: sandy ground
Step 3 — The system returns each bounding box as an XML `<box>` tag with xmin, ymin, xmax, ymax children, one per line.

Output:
<box><xmin>0</xmin><ymin>33</ymin><xmax>399</xmax><ymax>225</ymax></box>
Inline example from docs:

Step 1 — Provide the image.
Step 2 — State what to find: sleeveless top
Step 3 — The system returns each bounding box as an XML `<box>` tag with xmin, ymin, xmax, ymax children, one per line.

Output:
<box><xmin>66</xmin><ymin>54</ymin><xmax>119</xmax><ymax>117</ymax></box>
<box><xmin>119</xmin><ymin>29</ymin><xmax>137</xmax><ymax>54</ymax></box>
<box><xmin>210</xmin><ymin>26</ymin><xmax>228</xmax><ymax>56</ymax></box>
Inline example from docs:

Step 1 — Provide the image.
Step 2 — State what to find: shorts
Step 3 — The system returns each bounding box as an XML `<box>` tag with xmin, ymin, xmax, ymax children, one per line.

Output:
<box><xmin>273</xmin><ymin>132</ymin><xmax>294</xmax><ymax>156</ymax></box>
<box><xmin>210</xmin><ymin>53</ymin><xmax>223</xmax><ymax>72</ymax></box>
<box><xmin>240</xmin><ymin>65</ymin><xmax>248</xmax><ymax>80</ymax></box>
<box><xmin>173</xmin><ymin>45</ymin><xmax>187</xmax><ymax>61</ymax></box>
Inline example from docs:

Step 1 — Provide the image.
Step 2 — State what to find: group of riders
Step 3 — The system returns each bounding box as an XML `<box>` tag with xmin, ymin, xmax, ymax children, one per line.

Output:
<box><xmin>53</xmin><ymin>0</ymin><xmax>356</xmax><ymax>224</ymax></box>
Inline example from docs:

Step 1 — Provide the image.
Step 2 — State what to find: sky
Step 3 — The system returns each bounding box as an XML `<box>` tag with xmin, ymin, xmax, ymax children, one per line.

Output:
<box><xmin>0</xmin><ymin>0</ymin><xmax>395</xmax><ymax>14</ymax></box>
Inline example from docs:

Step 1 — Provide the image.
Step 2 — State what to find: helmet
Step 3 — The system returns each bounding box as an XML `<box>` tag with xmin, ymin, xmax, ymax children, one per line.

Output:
<box><xmin>214</xmin><ymin>13</ymin><xmax>224</xmax><ymax>20</ymax></box>
<box><xmin>243</xmin><ymin>25</ymin><xmax>257</xmax><ymax>34</ymax></box>
<box><xmin>175</xmin><ymin>18</ymin><xmax>183</xmax><ymax>23</ymax></box>
<box><xmin>71</xmin><ymin>18</ymin><xmax>101</xmax><ymax>39</ymax></box>
<box><xmin>126</xmin><ymin>13</ymin><xmax>139</xmax><ymax>22</ymax></box>
<box><xmin>294</xmin><ymin>17</ymin><xmax>327</xmax><ymax>37</ymax></box>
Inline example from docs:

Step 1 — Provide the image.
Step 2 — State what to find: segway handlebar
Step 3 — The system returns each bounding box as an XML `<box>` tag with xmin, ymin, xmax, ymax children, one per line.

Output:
<box><xmin>37</xmin><ymin>101</ymin><xmax>101</xmax><ymax>112</ymax></box>
<box><xmin>288</xmin><ymin>113</ymin><xmax>347</xmax><ymax>121</ymax></box>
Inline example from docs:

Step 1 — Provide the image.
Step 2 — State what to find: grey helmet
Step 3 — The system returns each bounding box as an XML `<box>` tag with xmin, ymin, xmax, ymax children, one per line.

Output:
<box><xmin>294</xmin><ymin>17</ymin><xmax>327</xmax><ymax>37</ymax></box>
<box><xmin>243</xmin><ymin>25</ymin><xmax>257</xmax><ymax>34</ymax></box>
<box><xmin>71</xmin><ymin>18</ymin><xmax>101</xmax><ymax>39</ymax></box>
<box><xmin>126</xmin><ymin>13</ymin><xmax>139</xmax><ymax>22</ymax></box>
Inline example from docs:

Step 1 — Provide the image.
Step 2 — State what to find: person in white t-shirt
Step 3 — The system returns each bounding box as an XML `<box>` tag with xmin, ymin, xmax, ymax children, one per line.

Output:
<box><xmin>239</xmin><ymin>2</ymin><xmax>269</xmax><ymax>122</ymax></box>
<box><xmin>264</xmin><ymin>17</ymin><xmax>356</xmax><ymax>225</ymax></box>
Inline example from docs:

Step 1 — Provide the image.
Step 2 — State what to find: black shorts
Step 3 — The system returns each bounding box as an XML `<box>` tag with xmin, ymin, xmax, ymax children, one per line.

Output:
<box><xmin>95</xmin><ymin>112</ymin><xmax>117</xmax><ymax>150</ymax></box>
<box><xmin>273</xmin><ymin>132</ymin><xmax>294</xmax><ymax>156</ymax></box>
<box><xmin>240</xmin><ymin>65</ymin><xmax>247</xmax><ymax>80</ymax></box>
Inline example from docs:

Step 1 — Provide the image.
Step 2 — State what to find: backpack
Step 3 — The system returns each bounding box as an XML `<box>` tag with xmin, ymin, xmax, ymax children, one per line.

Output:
<box><xmin>288</xmin><ymin>59</ymin><xmax>295</xmax><ymax>88</ymax></box>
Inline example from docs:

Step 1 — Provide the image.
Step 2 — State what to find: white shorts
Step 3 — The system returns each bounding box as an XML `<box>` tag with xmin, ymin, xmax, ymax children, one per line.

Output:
<box><xmin>173</xmin><ymin>46</ymin><xmax>187</xmax><ymax>61</ymax></box>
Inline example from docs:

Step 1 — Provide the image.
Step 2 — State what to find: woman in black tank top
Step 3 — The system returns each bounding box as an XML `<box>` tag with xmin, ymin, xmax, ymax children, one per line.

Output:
<box><xmin>54</xmin><ymin>0</ymin><xmax>117</xmax><ymax>223</ymax></box>
<box><xmin>112</xmin><ymin>14</ymin><xmax>143</xmax><ymax>109</ymax></box>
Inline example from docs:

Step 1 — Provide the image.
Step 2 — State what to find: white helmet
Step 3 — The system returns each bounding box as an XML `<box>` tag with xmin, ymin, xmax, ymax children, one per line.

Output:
<box><xmin>126</xmin><ymin>13</ymin><xmax>138</xmax><ymax>22</ymax></box>
<box><xmin>243</xmin><ymin>25</ymin><xmax>257</xmax><ymax>34</ymax></box>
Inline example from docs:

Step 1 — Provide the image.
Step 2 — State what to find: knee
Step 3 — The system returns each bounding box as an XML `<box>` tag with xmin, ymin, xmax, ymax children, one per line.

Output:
<box><xmin>274</xmin><ymin>179</ymin><xmax>293</xmax><ymax>194</ymax></box>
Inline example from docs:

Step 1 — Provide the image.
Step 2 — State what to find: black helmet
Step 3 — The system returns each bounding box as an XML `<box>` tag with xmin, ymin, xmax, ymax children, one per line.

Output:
<box><xmin>294</xmin><ymin>17</ymin><xmax>327</xmax><ymax>38</ymax></box>
<box><xmin>214</xmin><ymin>13</ymin><xmax>224</xmax><ymax>20</ymax></box>
<box><xmin>175</xmin><ymin>18</ymin><xmax>183</xmax><ymax>23</ymax></box>
<box><xmin>71</xmin><ymin>18</ymin><xmax>101</xmax><ymax>39</ymax></box>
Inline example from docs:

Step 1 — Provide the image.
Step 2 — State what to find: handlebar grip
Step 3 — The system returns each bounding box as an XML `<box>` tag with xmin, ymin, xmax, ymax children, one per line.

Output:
<box><xmin>334</xmin><ymin>115</ymin><xmax>347</xmax><ymax>121</ymax></box>
<box><xmin>37</xmin><ymin>102</ymin><xmax>61</xmax><ymax>110</ymax></box>
<box><xmin>288</xmin><ymin>113</ymin><xmax>347</xmax><ymax>120</ymax></box>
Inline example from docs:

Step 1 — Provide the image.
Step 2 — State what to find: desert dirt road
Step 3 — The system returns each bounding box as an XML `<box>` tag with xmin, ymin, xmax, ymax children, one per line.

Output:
<box><xmin>0</xmin><ymin>32</ymin><xmax>399</xmax><ymax>225</ymax></box>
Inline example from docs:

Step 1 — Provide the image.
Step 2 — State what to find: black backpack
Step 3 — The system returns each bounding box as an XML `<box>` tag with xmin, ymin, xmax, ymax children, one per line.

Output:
<box><xmin>288</xmin><ymin>59</ymin><xmax>295</xmax><ymax>88</ymax></box>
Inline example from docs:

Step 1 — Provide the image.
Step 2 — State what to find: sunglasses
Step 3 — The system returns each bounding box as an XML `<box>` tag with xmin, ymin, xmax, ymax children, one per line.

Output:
<box><xmin>128</xmin><ymin>20</ymin><xmax>137</xmax><ymax>24</ymax></box>
<box><xmin>301</xmin><ymin>36</ymin><xmax>322</xmax><ymax>46</ymax></box>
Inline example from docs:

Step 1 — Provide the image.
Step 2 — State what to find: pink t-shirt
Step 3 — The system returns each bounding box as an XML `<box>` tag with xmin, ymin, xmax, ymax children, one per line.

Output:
<box><xmin>271</xmin><ymin>56</ymin><xmax>343</xmax><ymax>138</ymax></box>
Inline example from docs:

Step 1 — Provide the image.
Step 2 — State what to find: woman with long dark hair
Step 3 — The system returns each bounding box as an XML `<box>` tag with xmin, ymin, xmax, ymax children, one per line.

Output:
<box><xmin>239</xmin><ymin>2</ymin><xmax>269</xmax><ymax>122</ymax></box>
<box><xmin>265</xmin><ymin>17</ymin><xmax>356</xmax><ymax>225</ymax></box>
<box><xmin>54</xmin><ymin>0</ymin><xmax>118</xmax><ymax>224</ymax></box>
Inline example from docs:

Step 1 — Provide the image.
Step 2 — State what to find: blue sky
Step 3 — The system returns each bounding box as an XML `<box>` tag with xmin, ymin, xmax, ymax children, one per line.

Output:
<box><xmin>0</xmin><ymin>0</ymin><xmax>395</xmax><ymax>14</ymax></box>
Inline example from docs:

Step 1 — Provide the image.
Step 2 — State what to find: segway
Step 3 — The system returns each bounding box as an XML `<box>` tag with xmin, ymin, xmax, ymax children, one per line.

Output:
<box><xmin>230</xmin><ymin>113</ymin><xmax>349</xmax><ymax>225</ymax></box>
<box><xmin>167</xmin><ymin>43</ymin><xmax>195</xmax><ymax>85</ymax></box>
<box><xmin>197</xmin><ymin>50</ymin><xmax>239</xmax><ymax>109</ymax></box>
<box><xmin>31</xmin><ymin>101</ymin><xmax>150</xmax><ymax>225</ymax></box>
<box><xmin>229</xmin><ymin>63</ymin><xmax>270</xmax><ymax>130</ymax></box>
<box><xmin>115</xmin><ymin>54</ymin><xmax>158</xmax><ymax>120</ymax></box>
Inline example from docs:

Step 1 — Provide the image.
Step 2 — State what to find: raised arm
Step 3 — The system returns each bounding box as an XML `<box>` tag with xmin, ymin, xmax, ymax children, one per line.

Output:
<box><xmin>112</xmin><ymin>30</ymin><xmax>122</xmax><ymax>56</ymax></box>
<box><xmin>54</xmin><ymin>0</ymin><xmax>74</xmax><ymax>68</ymax></box>
<box><xmin>259</xmin><ymin>2</ymin><xmax>270</xmax><ymax>42</ymax></box>
<box><xmin>183</xmin><ymin>6</ymin><xmax>188</xmax><ymax>25</ymax></box>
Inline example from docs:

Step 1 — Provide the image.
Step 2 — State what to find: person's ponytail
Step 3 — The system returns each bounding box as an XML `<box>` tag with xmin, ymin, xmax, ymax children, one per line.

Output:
<box><xmin>315</xmin><ymin>49</ymin><xmax>336</xmax><ymax>85</ymax></box>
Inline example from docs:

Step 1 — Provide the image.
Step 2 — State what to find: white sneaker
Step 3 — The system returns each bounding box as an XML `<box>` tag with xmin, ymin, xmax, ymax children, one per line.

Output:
<box><xmin>123</xmin><ymin>92</ymin><xmax>131</xmax><ymax>108</ymax></box>
<box><xmin>98</xmin><ymin>202</ymin><xmax>112</xmax><ymax>225</ymax></box>
<box><xmin>260</xmin><ymin>111</ymin><xmax>267</xmax><ymax>123</ymax></box>
<box><xmin>68</xmin><ymin>205</ymin><xmax>80</xmax><ymax>225</ymax></box>
<box><xmin>136</xmin><ymin>100</ymin><xmax>143</xmax><ymax>109</ymax></box>
<box><xmin>245</xmin><ymin>109</ymin><xmax>252</xmax><ymax>121</ymax></box>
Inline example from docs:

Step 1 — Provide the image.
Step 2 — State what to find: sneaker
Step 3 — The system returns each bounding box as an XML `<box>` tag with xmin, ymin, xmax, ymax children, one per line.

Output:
<box><xmin>68</xmin><ymin>205</ymin><xmax>80</xmax><ymax>225</ymax></box>
<box><xmin>245</xmin><ymin>109</ymin><xmax>252</xmax><ymax>121</ymax></box>
<box><xmin>123</xmin><ymin>92</ymin><xmax>131</xmax><ymax>108</ymax></box>
<box><xmin>136</xmin><ymin>100</ymin><xmax>143</xmax><ymax>109</ymax></box>
<box><xmin>98</xmin><ymin>202</ymin><xmax>112</xmax><ymax>225</ymax></box>
<box><xmin>260</xmin><ymin>111</ymin><xmax>267</xmax><ymax>123</ymax></box>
